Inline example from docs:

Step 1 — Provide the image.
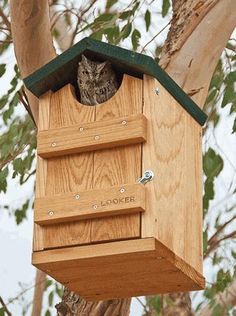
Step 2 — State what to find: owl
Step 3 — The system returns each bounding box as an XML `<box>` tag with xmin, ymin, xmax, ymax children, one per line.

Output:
<box><xmin>77</xmin><ymin>55</ymin><xmax>118</xmax><ymax>105</ymax></box>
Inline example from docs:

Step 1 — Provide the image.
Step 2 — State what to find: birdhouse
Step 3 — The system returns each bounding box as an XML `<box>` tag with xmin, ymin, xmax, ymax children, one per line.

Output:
<box><xmin>24</xmin><ymin>38</ymin><xmax>207</xmax><ymax>300</ymax></box>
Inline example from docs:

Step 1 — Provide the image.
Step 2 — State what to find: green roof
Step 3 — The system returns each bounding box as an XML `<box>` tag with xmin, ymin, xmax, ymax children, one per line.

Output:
<box><xmin>23</xmin><ymin>37</ymin><xmax>207</xmax><ymax>126</ymax></box>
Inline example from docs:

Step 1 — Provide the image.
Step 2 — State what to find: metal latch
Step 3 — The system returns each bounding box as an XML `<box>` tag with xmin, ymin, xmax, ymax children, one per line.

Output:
<box><xmin>138</xmin><ymin>170</ymin><xmax>154</xmax><ymax>185</ymax></box>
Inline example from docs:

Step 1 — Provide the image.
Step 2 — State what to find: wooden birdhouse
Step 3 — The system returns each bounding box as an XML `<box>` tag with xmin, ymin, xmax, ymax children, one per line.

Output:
<box><xmin>24</xmin><ymin>38</ymin><xmax>207</xmax><ymax>300</ymax></box>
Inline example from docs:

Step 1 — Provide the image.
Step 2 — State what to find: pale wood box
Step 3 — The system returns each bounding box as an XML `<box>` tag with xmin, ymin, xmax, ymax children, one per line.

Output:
<box><xmin>24</xmin><ymin>38</ymin><xmax>207</xmax><ymax>300</ymax></box>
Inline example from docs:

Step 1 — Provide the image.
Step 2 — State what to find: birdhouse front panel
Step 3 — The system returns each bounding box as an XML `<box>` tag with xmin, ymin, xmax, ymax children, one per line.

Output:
<box><xmin>24</xmin><ymin>38</ymin><xmax>207</xmax><ymax>300</ymax></box>
<box><xmin>34</xmin><ymin>75</ymin><xmax>146</xmax><ymax>250</ymax></box>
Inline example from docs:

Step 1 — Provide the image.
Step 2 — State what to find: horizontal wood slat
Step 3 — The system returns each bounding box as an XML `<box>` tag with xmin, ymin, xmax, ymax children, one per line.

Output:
<box><xmin>37</xmin><ymin>114</ymin><xmax>147</xmax><ymax>158</ymax></box>
<box><xmin>32</xmin><ymin>238</ymin><xmax>205</xmax><ymax>300</ymax></box>
<box><xmin>34</xmin><ymin>183</ymin><xmax>145</xmax><ymax>225</ymax></box>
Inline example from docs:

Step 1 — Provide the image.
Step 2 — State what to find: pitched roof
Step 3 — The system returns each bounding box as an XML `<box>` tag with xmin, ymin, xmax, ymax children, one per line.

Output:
<box><xmin>23</xmin><ymin>37</ymin><xmax>207</xmax><ymax>126</ymax></box>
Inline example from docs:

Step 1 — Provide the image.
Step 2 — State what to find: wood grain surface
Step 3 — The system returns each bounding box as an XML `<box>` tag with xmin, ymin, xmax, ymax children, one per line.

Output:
<box><xmin>142</xmin><ymin>75</ymin><xmax>203</xmax><ymax>273</ymax></box>
<box><xmin>37</xmin><ymin>114</ymin><xmax>147</xmax><ymax>158</ymax></box>
<box><xmin>34</xmin><ymin>183</ymin><xmax>146</xmax><ymax>225</ymax></box>
<box><xmin>32</xmin><ymin>238</ymin><xmax>205</xmax><ymax>300</ymax></box>
<box><xmin>35</xmin><ymin>74</ymin><xmax>143</xmax><ymax>249</ymax></box>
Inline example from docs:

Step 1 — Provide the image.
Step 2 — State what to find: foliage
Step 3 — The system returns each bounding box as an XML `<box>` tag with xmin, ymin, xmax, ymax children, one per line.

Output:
<box><xmin>0</xmin><ymin>0</ymin><xmax>235</xmax><ymax>315</ymax></box>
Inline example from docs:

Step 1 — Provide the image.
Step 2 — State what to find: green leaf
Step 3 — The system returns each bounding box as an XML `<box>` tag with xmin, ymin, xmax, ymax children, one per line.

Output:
<box><xmin>212</xmin><ymin>304</ymin><xmax>224</xmax><ymax>316</ymax></box>
<box><xmin>216</xmin><ymin>269</ymin><xmax>232</xmax><ymax>292</ymax></box>
<box><xmin>232</xmin><ymin>117</ymin><xmax>236</xmax><ymax>133</ymax></box>
<box><xmin>106</xmin><ymin>0</ymin><xmax>117</xmax><ymax>9</ymax></box>
<box><xmin>48</xmin><ymin>291</ymin><xmax>54</xmax><ymax>307</ymax></box>
<box><xmin>132</xmin><ymin>2</ymin><xmax>140</xmax><ymax>14</ymax></box>
<box><xmin>121</xmin><ymin>23</ymin><xmax>132</xmax><ymax>40</ymax></box>
<box><xmin>221</xmin><ymin>89</ymin><xmax>235</xmax><ymax>108</ymax></box>
<box><xmin>14</xmin><ymin>200</ymin><xmax>29</xmax><ymax>225</ymax></box>
<box><xmin>203</xmin><ymin>230</ymin><xmax>208</xmax><ymax>255</ymax></box>
<box><xmin>0</xmin><ymin>308</ymin><xmax>5</xmax><ymax>316</ymax></box>
<box><xmin>162</xmin><ymin>0</ymin><xmax>170</xmax><ymax>17</ymax></box>
<box><xmin>147</xmin><ymin>296</ymin><xmax>161</xmax><ymax>313</ymax></box>
<box><xmin>90</xmin><ymin>30</ymin><xmax>104</xmax><ymax>41</ymax></box>
<box><xmin>204</xmin><ymin>286</ymin><xmax>216</xmax><ymax>299</ymax></box>
<box><xmin>119</xmin><ymin>10</ymin><xmax>132</xmax><ymax>20</ymax></box>
<box><xmin>13</xmin><ymin>158</ymin><xmax>25</xmax><ymax>175</ymax></box>
<box><xmin>231</xmin><ymin>251</ymin><xmax>236</xmax><ymax>259</ymax></box>
<box><xmin>0</xmin><ymin>95</ymin><xmax>8</xmax><ymax>110</ymax></box>
<box><xmin>131</xmin><ymin>29</ymin><xmax>141</xmax><ymax>50</ymax></box>
<box><xmin>203</xmin><ymin>148</ymin><xmax>223</xmax><ymax>179</ymax></box>
<box><xmin>144</xmin><ymin>9</ymin><xmax>151</xmax><ymax>31</ymax></box>
<box><xmin>95</xmin><ymin>13</ymin><xmax>114</xmax><ymax>23</ymax></box>
<box><xmin>45</xmin><ymin>310</ymin><xmax>51</xmax><ymax>316</ymax></box>
<box><xmin>0</xmin><ymin>167</ymin><xmax>9</xmax><ymax>193</ymax></box>
<box><xmin>45</xmin><ymin>279</ymin><xmax>53</xmax><ymax>290</ymax></box>
<box><xmin>0</xmin><ymin>64</ymin><xmax>6</xmax><ymax>77</ymax></box>
<box><xmin>203</xmin><ymin>179</ymin><xmax>214</xmax><ymax>211</ymax></box>
<box><xmin>212</xmin><ymin>253</ymin><xmax>223</xmax><ymax>265</ymax></box>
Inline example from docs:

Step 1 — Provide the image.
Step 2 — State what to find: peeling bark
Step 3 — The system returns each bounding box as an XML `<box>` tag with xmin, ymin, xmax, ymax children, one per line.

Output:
<box><xmin>55</xmin><ymin>288</ymin><xmax>131</xmax><ymax>316</ymax></box>
<box><xmin>10</xmin><ymin>0</ymin><xmax>56</xmax><ymax>123</ymax></box>
<box><xmin>160</xmin><ymin>0</ymin><xmax>236</xmax><ymax>108</ymax></box>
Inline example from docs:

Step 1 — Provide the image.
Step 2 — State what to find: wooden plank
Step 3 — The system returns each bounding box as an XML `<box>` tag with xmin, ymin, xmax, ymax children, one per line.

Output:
<box><xmin>34</xmin><ymin>183</ymin><xmax>145</xmax><ymax>225</ymax></box>
<box><xmin>23</xmin><ymin>38</ymin><xmax>207</xmax><ymax>126</ymax></box>
<box><xmin>32</xmin><ymin>238</ymin><xmax>205</xmax><ymax>300</ymax></box>
<box><xmin>41</xmin><ymin>76</ymin><xmax>142</xmax><ymax>249</ymax></box>
<box><xmin>37</xmin><ymin>114</ymin><xmax>147</xmax><ymax>158</ymax></box>
<box><xmin>142</xmin><ymin>75</ymin><xmax>203</xmax><ymax>274</ymax></box>
<box><xmin>33</xmin><ymin>92</ymin><xmax>51</xmax><ymax>251</ymax></box>
<box><xmin>91</xmin><ymin>74</ymin><xmax>143</xmax><ymax>246</ymax></box>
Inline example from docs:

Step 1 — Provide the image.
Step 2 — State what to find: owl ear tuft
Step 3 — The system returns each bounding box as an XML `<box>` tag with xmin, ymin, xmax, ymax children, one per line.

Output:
<box><xmin>98</xmin><ymin>61</ymin><xmax>110</xmax><ymax>71</ymax></box>
<box><xmin>80</xmin><ymin>54</ymin><xmax>89</xmax><ymax>65</ymax></box>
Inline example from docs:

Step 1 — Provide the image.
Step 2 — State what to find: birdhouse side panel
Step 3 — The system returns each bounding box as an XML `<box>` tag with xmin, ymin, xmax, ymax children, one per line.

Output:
<box><xmin>142</xmin><ymin>75</ymin><xmax>203</xmax><ymax>274</ymax></box>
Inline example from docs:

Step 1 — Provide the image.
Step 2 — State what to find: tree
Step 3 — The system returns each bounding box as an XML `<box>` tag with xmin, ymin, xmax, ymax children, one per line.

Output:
<box><xmin>0</xmin><ymin>0</ymin><xmax>235</xmax><ymax>315</ymax></box>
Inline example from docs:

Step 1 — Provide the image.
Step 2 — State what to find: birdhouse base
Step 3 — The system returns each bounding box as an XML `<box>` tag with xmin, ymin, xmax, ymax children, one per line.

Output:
<box><xmin>32</xmin><ymin>237</ymin><xmax>204</xmax><ymax>301</ymax></box>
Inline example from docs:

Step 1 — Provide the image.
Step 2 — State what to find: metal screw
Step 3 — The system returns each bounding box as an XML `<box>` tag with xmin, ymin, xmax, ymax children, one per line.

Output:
<box><xmin>121</xmin><ymin>120</ymin><xmax>127</xmax><ymax>125</ymax></box>
<box><xmin>144</xmin><ymin>170</ymin><xmax>153</xmax><ymax>178</ymax></box>
<box><xmin>79</xmin><ymin>127</ymin><xmax>84</xmax><ymax>132</ymax></box>
<box><xmin>93</xmin><ymin>204</ymin><xmax>98</xmax><ymax>209</ymax></box>
<box><xmin>51</xmin><ymin>142</ymin><xmax>56</xmax><ymax>147</ymax></box>
<box><xmin>48</xmin><ymin>210</ymin><xmax>54</xmax><ymax>216</ymax></box>
<box><xmin>75</xmin><ymin>194</ymin><xmax>80</xmax><ymax>200</ymax></box>
<box><xmin>155</xmin><ymin>88</ymin><xmax>160</xmax><ymax>95</ymax></box>
<box><xmin>94</xmin><ymin>135</ymin><xmax>100</xmax><ymax>140</ymax></box>
<box><xmin>120</xmin><ymin>187</ymin><xmax>125</xmax><ymax>193</ymax></box>
<box><xmin>138</xmin><ymin>169</ymin><xmax>154</xmax><ymax>185</ymax></box>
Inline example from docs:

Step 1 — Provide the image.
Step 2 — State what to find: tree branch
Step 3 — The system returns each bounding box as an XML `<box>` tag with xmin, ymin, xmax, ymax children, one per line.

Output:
<box><xmin>0</xmin><ymin>7</ymin><xmax>11</xmax><ymax>29</ymax></box>
<box><xmin>31</xmin><ymin>270</ymin><xmax>46</xmax><ymax>316</ymax></box>
<box><xmin>0</xmin><ymin>296</ymin><xmax>12</xmax><ymax>316</ymax></box>
<box><xmin>9</xmin><ymin>0</ymin><xmax>57</xmax><ymax>124</ymax></box>
<box><xmin>160</xmin><ymin>0</ymin><xmax>236</xmax><ymax>108</ymax></box>
<box><xmin>198</xmin><ymin>278</ymin><xmax>236</xmax><ymax>316</ymax></box>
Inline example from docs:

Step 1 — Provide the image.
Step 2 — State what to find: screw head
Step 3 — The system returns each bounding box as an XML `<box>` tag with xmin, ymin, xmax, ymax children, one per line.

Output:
<box><xmin>48</xmin><ymin>210</ymin><xmax>54</xmax><ymax>216</ymax></box>
<box><xmin>93</xmin><ymin>204</ymin><xmax>98</xmax><ymax>209</ymax></box>
<box><xmin>75</xmin><ymin>194</ymin><xmax>80</xmax><ymax>200</ymax></box>
<box><xmin>51</xmin><ymin>142</ymin><xmax>56</xmax><ymax>147</ymax></box>
<box><xmin>79</xmin><ymin>127</ymin><xmax>84</xmax><ymax>132</ymax></box>
<box><xmin>144</xmin><ymin>170</ymin><xmax>154</xmax><ymax>179</ymax></box>
<box><xmin>94</xmin><ymin>135</ymin><xmax>100</xmax><ymax>140</ymax></box>
<box><xmin>155</xmin><ymin>88</ymin><xmax>160</xmax><ymax>95</ymax></box>
<box><xmin>121</xmin><ymin>120</ymin><xmax>127</xmax><ymax>125</ymax></box>
<box><xmin>120</xmin><ymin>187</ymin><xmax>125</xmax><ymax>193</ymax></box>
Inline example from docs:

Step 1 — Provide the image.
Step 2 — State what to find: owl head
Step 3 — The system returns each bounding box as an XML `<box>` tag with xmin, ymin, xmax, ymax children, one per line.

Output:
<box><xmin>78</xmin><ymin>55</ymin><xmax>114</xmax><ymax>84</ymax></box>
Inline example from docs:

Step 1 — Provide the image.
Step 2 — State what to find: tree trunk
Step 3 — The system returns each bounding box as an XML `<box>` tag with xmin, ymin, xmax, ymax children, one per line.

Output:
<box><xmin>10</xmin><ymin>0</ymin><xmax>56</xmax><ymax>123</ymax></box>
<box><xmin>55</xmin><ymin>288</ymin><xmax>131</xmax><ymax>316</ymax></box>
<box><xmin>9</xmin><ymin>0</ymin><xmax>236</xmax><ymax>315</ymax></box>
<box><xmin>31</xmin><ymin>270</ymin><xmax>46</xmax><ymax>316</ymax></box>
